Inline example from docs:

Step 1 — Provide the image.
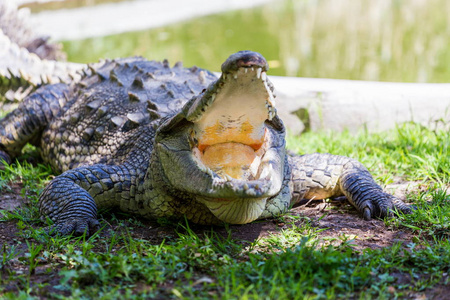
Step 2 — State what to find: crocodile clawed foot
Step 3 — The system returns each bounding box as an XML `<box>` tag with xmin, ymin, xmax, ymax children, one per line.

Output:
<box><xmin>359</xmin><ymin>193</ymin><xmax>412</xmax><ymax>221</ymax></box>
<box><xmin>391</xmin><ymin>196</ymin><xmax>414</xmax><ymax>214</ymax></box>
<box><xmin>362</xmin><ymin>207</ymin><xmax>372</xmax><ymax>220</ymax></box>
<box><xmin>45</xmin><ymin>217</ymin><xmax>100</xmax><ymax>237</ymax></box>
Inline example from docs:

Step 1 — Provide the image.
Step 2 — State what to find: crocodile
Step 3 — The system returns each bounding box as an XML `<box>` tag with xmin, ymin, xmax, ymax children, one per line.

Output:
<box><xmin>0</xmin><ymin>1</ymin><xmax>65</xmax><ymax>61</ymax></box>
<box><xmin>0</xmin><ymin>50</ymin><xmax>412</xmax><ymax>236</ymax></box>
<box><xmin>0</xmin><ymin>1</ymin><xmax>82</xmax><ymax>107</ymax></box>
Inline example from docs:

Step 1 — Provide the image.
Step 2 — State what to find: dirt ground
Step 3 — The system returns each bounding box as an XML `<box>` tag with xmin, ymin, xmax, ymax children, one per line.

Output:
<box><xmin>1</xmin><ymin>182</ymin><xmax>449</xmax><ymax>299</ymax></box>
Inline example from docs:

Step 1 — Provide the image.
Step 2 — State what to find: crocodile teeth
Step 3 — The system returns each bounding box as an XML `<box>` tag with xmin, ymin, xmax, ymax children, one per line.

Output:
<box><xmin>270</xmin><ymin>96</ymin><xmax>276</xmax><ymax>106</ymax></box>
<box><xmin>249</xmin><ymin>155</ymin><xmax>261</xmax><ymax>178</ymax></box>
<box><xmin>199</xmin><ymin>71</ymin><xmax>206</xmax><ymax>83</ymax></box>
<box><xmin>259</xmin><ymin>166</ymin><xmax>271</xmax><ymax>181</ymax></box>
<box><xmin>261</xmin><ymin>72</ymin><xmax>267</xmax><ymax>81</ymax></box>
<box><xmin>268</xmin><ymin>109</ymin><xmax>276</xmax><ymax>121</ymax></box>
<box><xmin>263</xmin><ymin>77</ymin><xmax>276</xmax><ymax>107</ymax></box>
<box><xmin>223</xmin><ymin>174</ymin><xmax>234</xmax><ymax>181</ymax></box>
<box><xmin>246</xmin><ymin>188</ymin><xmax>256</xmax><ymax>196</ymax></box>
<box><xmin>256</xmin><ymin>68</ymin><xmax>262</xmax><ymax>79</ymax></box>
<box><xmin>206</xmin><ymin>168</ymin><xmax>215</xmax><ymax>177</ymax></box>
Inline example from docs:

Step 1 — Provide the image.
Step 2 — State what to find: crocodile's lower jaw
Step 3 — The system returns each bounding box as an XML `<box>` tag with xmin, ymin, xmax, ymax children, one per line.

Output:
<box><xmin>198</xmin><ymin>196</ymin><xmax>267</xmax><ymax>224</ymax></box>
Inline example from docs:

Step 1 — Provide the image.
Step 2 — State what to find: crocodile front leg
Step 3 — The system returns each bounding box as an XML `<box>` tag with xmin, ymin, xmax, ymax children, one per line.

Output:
<box><xmin>39</xmin><ymin>163</ymin><xmax>143</xmax><ymax>236</ymax></box>
<box><xmin>0</xmin><ymin>83</ymin><xmax>69</xmax><ymax>164</ymax></box>
<box><xmin>289</xmin><ymin>153</ymin><xmax>411</xmax><ymax>219</ymax></box>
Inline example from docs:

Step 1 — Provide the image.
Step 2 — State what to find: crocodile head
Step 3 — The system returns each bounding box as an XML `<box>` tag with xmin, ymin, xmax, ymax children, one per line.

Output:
<box><xmin>155</xmin><ymin>51</ymin><xmax>286</xmax><ymax>224</ymax></box>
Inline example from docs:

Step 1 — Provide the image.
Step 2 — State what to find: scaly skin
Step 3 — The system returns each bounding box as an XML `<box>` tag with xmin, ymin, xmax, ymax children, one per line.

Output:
<box><xmin>0</xmin><ymin>30</ymin><xmax>82</xmax><ymax>106</ymax></box>
<box><xmin>0</xmin><ymin>2</ymin><xmax>82</xmax><ymax>107</ymax></box>
<box><xmin>0</xmin><ymin>1</ymin><xmax>65</xmax><ymax>60</ymax></box>
<box><xmin>0</xmin><ymin>51</ymin><xmax>411</xmax><ymax>236</ymax></box>
<box><xmin>289</xmin><ymin>153</ymin><xmax>411</xmax><ymax>219</ymax></box>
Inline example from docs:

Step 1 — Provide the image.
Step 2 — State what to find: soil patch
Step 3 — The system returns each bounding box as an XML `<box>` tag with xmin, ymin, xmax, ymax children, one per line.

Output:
<box><xmin>1</xmin><ymin>181</ymin><xmax>447</xmax><ymax>298</ymax></box>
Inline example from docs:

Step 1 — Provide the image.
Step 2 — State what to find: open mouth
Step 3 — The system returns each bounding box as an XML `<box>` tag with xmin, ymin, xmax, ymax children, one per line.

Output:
<box><xmin>156</xmin><ymin>51</ymin><xmax>285</xmax><ymax>224</ymax></box>
<box><xmin>188</xmin><ymin>61</ymin><xmax>277</xmax><ymax>184</ymax></box>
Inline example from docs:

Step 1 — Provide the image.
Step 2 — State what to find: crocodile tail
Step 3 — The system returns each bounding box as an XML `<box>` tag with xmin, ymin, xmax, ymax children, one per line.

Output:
<box><xmin>0</xmin><ymin>2</ymin><xmax>85</xmax><ymax>110</ymax></box>
<box><xmin>0</xmin><ymin>1</ymin><xmax>64</xmax><ymax>60</ymax></box>
<box><xmin>0</xmin><ymin>30</ymin><xmax>83</xmax><ymax>109</ymax></box>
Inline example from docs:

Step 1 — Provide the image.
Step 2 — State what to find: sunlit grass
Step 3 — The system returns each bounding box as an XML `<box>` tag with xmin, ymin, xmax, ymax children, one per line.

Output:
<box><xmin>3</xmin><ymin>0</ymin><xmax>450</xmax><ymax>297</ymax></box>
<box><xmin>287</xmin><ymin>122</ymin><xmax>450</xmax><ymax>184</ymax></box>
<box><xmin>0</xmin><ymin>122</ymin><xmax>449</xmax><ymax>298</ymax></box>
<box><xmin>63</xmin><ymin>0</ymin><xmax>450</xmax><ymax>82</ymax></box>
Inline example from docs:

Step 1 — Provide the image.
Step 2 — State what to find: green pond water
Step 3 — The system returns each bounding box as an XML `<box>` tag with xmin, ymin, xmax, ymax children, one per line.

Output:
<box><xmin>62</xmin><ymin>0</ymin><xmax>450</xmax><ymax>82</ymax></box>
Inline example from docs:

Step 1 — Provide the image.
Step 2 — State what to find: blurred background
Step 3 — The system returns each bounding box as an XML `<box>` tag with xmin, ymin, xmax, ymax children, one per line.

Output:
<box><xmin>16</xmin><ymin>0</ymin><xmax>450</xmax><ymax>82</ymax></box>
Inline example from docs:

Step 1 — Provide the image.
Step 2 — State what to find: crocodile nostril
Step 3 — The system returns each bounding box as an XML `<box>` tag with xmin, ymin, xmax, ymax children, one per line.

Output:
<box><xmin>221</xmin><ymin>51</ymin><xmax>269</xmax><ymax>73</ymax></box>
<box><xmin>236</xmin><ymin>58</ymin><xmax>264</xmax><ymax>68</ymax></box>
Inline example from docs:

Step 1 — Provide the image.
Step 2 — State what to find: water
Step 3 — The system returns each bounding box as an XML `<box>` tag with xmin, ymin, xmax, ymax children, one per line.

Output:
<box><xmin>61</xmin><ymin>0</ymin><xmax>450</xmax><ymax>82</ymax></box>
<box><xmin>22</xmin><ymin>0</ymin><xmax>125</xmax><ymax>13</ymax></box>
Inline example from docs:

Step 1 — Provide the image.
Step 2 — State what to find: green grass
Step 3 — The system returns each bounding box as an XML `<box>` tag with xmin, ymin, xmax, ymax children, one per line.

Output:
<box><xmin>287</xmin><ymin>122</ymin><xmax>450</xmax><ymax>184</ymax></box>
<box><xmin>0</xmin><ymin>122</ymin><xmax>449</xmax><ymax>299</ymax></box>
<box><xmin>0</xmin><ymin>146</ymin><xmax>53</xmax><ymax>223</ymax></box>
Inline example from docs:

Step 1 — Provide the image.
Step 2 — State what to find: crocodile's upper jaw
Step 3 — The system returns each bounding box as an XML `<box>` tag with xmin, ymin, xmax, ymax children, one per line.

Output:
<box><xmin>156</xmin><ymin>51</ymin><xmax>286</xmax><ymax>224</ymax></box>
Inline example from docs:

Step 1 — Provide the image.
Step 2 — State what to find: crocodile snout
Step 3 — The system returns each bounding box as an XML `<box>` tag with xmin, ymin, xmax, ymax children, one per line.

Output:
<box><xmin>221</xmin><ymin>50</ymin><xmax>269</xmax><ymax>73</ymax></box>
